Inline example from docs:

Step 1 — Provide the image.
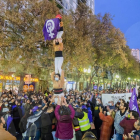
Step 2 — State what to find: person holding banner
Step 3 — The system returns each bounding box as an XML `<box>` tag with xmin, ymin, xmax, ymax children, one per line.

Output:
<box><xmin>43</xmin><ymin>15</ymin><xmax>63</xmax><ymax>41</ymax></box>
<box><xmin>53</xmin><ymin>38</ymin><xmax>63</xmax><ymax>75</ymax></box>
<box><xmin>55</xmin><ymin>14</ymin><xmax>63</xmax><ymax>39</ymax></box>
<box><xmin>43</xmin><ymin>18</ymin><xmax>60</xmax><ymax>41</ymax></box>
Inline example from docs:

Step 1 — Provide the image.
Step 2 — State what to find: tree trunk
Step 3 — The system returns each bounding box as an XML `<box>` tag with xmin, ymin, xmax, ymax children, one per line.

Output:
<box><xmin>103</xmin><ymin>78</ymin><xmax>105</xmax><ymax>90</ymax></box>
<box><xmin>75</xmin><ymin>74</ymin><xmax>81</xmax><ymax>90</ymax></box>
<box><xmin>87</xmin><ymin>75</ymin><xmax>94</xmax><ymax>90</ymax></box>
<box><xmin>75</xmin><ymin>81</ymin><xmax>78</xmax><ymax>90</ymax></box>
<box><xmin>97</xmin><ymin>77</ymin><xmax>99</xmax><ymax>90</ymax></box>
<box><xmin>110</xmin><ymin>77</ymin><xmax>113</xmax><ymax>88</ymax></box>
<box><xmin>19</xmin><ymin>75</ymin><xmax>25</xmax><ymax>92</ymax></box>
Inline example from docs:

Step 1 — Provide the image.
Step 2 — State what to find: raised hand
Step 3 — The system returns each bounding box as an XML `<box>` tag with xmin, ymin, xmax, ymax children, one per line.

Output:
<box><xmin>57</xmin><ymin>96</ymin><xmax>61</xmax><ymax>105</ymax></box>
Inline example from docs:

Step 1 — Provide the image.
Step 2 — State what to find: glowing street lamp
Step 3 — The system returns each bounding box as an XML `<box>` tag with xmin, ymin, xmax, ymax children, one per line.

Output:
<box><xmin>84</xmin><ymin>68</ymin><xmax>91</xmax><ymax>73</ymax></box>
<box><xmin>87</xmin><ymin>68</ymin><xmax>91</xmax><ymax>73</ymax></box>
<box><xmin>116</xmin><ymin>75</ymin><xmax>119</xmax><ymax>79</ymax></box>
<box><xmin>84</xmin><ymin>68</ymin><xmax>87</xmax><ymax>73</ymax></box>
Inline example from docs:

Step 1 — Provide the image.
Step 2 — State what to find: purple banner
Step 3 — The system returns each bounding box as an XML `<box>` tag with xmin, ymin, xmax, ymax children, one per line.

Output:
<box><xmin>129</xmin><ymin>88</ymin><xmax>140</xmax><ymax>116</ymax></box>
<box><xmin>94</xmin><ymin>86</ymin><xmax>97</xmax><ymax>90</ymax></box>
<box><xmin>43</xmin><ymin>18</ymin><xmax>60</xmax><ymax>41</ymax></box>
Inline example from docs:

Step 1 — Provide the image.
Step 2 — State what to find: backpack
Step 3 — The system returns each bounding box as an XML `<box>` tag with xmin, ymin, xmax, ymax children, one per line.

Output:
<box><xmin>26</xmin><ymin>111</ymin><xmax>42</xmax><ymax>137</ymax></box>
<box><xmin>26</xmin><ymin>123</ymin><xmax>37</xmax><ymax>138</ymax></box>
<box><xmin>73</xmin><ymin>117</ymin><xmax>79</xmax><ymax>126</ymax></box>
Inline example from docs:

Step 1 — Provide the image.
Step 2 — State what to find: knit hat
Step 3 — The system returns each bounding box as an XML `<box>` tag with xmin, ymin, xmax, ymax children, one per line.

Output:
<box><xmin>32</xmin><ymin>106</ymin><xmax>38</xmax><ymax>112</ymax></box>
<box><xmin>82</xmin><ymin>105</ymin><xmax>87</xmax><ymax>110</ymax></box>
<box><xmin>56</xmin><ymin>14</ymin><xmax>62</xmax><ymax>19</ymax></box>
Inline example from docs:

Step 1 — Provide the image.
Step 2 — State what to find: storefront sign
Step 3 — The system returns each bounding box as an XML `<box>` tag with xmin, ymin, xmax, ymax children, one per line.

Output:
<box><xmin>0</xmin><ymin>83</ymin><xmax>2</xmax><ymax>93</ymax></box>
<box><xmin>23</xmin><ymin>82</ymin><xmax>35</xmax><ymax>92</ymax></box>
<box><xmin>24</xmin><ymin>75</ymin><xmax>31</xmax><ymax>84</ymax></box>
<box><xmin>68</xmin><ymin>81</ymin><xmax>75</xmax><ymax>84</ymax></box>
<box><xmin>0</xmin><ymin>75</ymin><xmax>20</xmax><ymax>81</ymax></box>
<box><xmin>0</xmin><ymin>75</ymin><xmax>38</xmax><ymax>82</ymax></box>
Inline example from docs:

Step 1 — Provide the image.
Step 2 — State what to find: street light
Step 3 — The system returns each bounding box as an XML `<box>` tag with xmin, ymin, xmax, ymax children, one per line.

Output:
<box><xmin>84</xmin><ymin>68</ymin><xmax>87</xmax><ymax>73</ymax></box>
<box><xmin>84</xmin><ymin>68</ymin><xmax>91</xmax><ymax>73</ymax></box>
<box><xmin>116</xmin><ymin>75</ymin><xmax>119</xmax><ymax>79</ymax></box>
<box><xmin>87</xmin><ymin>68</ymin><xmax>91</xmax><ymax>73</ymax></box>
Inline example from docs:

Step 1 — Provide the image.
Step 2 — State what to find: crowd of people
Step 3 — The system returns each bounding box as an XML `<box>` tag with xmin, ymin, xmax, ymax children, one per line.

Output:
<box><xmin>0</xmin><ymin>89</ymin><xmax>140</xmax><ymax>140</ymax></box>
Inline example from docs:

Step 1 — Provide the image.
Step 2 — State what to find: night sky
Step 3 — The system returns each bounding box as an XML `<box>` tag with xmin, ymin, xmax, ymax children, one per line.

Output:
<box><xmin>95</xmin><ymin>0</ymin><xmax>140</xmax><ymax>49</ymax></box>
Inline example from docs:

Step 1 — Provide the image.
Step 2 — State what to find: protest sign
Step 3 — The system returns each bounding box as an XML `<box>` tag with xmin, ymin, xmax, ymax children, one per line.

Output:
<box><xmin>102</xmin><ymin>93</ymin><xmax>132</xmax><ymax>106</ymax></box>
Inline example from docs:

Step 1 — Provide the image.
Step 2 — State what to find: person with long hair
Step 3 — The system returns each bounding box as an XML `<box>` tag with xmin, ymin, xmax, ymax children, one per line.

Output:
<box><xmin>99</xmin><ymin>107</ymin><xmax>115</xmax><ymax>140</ymax></box>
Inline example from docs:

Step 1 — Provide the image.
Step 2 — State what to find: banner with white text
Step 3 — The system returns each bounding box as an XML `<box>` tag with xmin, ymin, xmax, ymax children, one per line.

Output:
<box><xmin>102</xmin><ymin>93</ymin><xmax>132</xmax><ymax>106</ymax></box>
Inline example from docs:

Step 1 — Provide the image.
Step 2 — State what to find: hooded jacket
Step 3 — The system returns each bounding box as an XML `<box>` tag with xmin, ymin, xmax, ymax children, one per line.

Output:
<box><xmin>114</xmin><ymin>110</ymin><xmax>126</xmax><ymax>134</ymax></box>
<box><xmin>55</xmin><ymin>105</ymin><xmax>75</xmax><ymax>139</ymax></box>
<box><xmin>41</xmin><ymin>111</ymin><xmax>55</xmax><ymax>134</ymax></box>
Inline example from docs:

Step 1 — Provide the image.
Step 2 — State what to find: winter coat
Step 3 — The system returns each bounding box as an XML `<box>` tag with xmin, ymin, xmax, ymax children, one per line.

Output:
<box><xmin>55</xmin><ymin>105</ymin><xmax>75</xmax><ymax>139</ymax></box>
<box><xmin>24</xmin><ymin>103</ymin><xmax>32</xmax><ymax>114</ymax></box>
<box><xmin>114</xmin><ymin>110</ymin><xmax>126</xmax><ymax>134</ymax></box>
<box><xmin>120</xmin><ymin>117</ymin><xmax>137</xmax><ymax>135</ymax></box>
<box><xmin>12</xmin><ymin>106</ymin><xmax>22</xmax><ymax>119</ymax></box>
<box><xmin>41</xmin><ymin>111</ymin><xmax>55</xmax><ymax>134</ymax></box>
<box><xmin>0</xmin><ymin>126</ymin><xmax>17</xmax><ymax>140</ymax></box>
<box><xmin>87</xmin><ymin>107</ymin><xmax>93</xmax><ymax>123</ymax></box>
<box><xmin>99</xmin><ymin>112</ymin><xmax>114</xmax><ymax>140</ymax></box>
<box><xmin>6</xmin><ymin>115</ymin><xmax>16</xmax><ymax>136</ymax></box>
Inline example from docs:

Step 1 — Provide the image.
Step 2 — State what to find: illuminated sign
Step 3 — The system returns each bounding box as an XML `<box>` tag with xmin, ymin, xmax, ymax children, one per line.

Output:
<box><xmin>0</xmin><ymin>75</ymin><xmax>38</xmax><ymax>82</ymax></box>
<box><xmin>23</xmin><ymin>85</ymin><xmax>34</xmax><ymax>92</ymax></box>
<box><xmin>24</xmin><ymin>78</ymin><xmax>39</xmax><ymax>82</ymax></box>
<box><xmin>25</xmin><ymin>75</ymin><xmax>31</xmax><ymax>84</ymax></box>
<box><xmin>0</xmin><ymin>75</ymin><xmax>20</xmax><ymax>81</ymax></box>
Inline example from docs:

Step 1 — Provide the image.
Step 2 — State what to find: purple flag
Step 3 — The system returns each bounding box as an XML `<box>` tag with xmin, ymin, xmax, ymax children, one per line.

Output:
<box><xmin>43</xmin><ymin>18</ymin><xmax>60</xmax><ymax>41</ymax></box>
<box><xmin>129</xmin><ymin>88</ymin><xmax>140</xmax><ymax>116</ymax></box>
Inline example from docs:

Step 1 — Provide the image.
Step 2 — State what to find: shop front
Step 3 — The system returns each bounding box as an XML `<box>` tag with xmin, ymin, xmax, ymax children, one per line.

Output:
<box><xmin>0</xmin><ymin>75</ymin><xmax>39</xmax><ymax>94</ymax></box>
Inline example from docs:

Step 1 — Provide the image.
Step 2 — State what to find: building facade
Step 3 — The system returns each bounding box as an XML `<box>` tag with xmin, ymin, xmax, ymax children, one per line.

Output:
<box><xmin>131</xmin><ymin>49</ymin><xmax>140</xmax><ymax>61</ymax></box>
<box><xmin>56</xmin><ymin>0</ymin><xmax>94</xmax><ymax>14</ymax></box>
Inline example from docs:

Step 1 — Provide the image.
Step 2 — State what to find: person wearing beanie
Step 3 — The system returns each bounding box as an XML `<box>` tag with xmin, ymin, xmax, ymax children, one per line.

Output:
<box><xmin>55</xmin><ymin>14</ymin><xmax>63</xmax><ymax>39</ymax></box>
